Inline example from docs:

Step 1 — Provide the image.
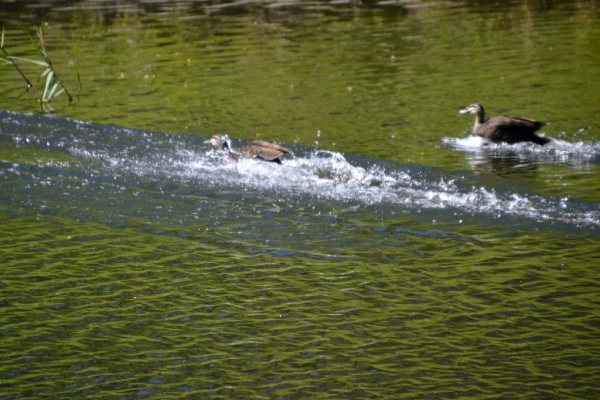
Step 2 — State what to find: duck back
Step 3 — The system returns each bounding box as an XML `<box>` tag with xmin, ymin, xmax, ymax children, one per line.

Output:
<box><xmin>239</xmin><ymin>141</ymin><xmax>292</xmax><ymax>164</ymax></box>
<box><xmin>475</xmin><ymin>116</ymin><xmax>550</xmax><ymax>145</ymax></box>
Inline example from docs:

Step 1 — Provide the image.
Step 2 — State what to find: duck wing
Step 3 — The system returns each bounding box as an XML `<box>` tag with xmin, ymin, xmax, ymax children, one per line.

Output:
<box><xmin>505</xmin><ymin>116</ymin><xmax>545</xmax><ymax>131</ymax></box>
<box><xmin>478</xmin><ymin>116</ymin><xmax>546</xmax><ymax>144</ymax></box>
<box><xmin>240</xmin><ymin>141</ymin><xmax>291</xmax><ymax>162</ymax></box>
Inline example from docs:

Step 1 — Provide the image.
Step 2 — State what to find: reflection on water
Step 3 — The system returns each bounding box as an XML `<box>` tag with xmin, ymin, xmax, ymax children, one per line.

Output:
<box><xmin>1</xmin><ymin>1</ymin><xmax>600</xmax><ymax>399</ymax></box>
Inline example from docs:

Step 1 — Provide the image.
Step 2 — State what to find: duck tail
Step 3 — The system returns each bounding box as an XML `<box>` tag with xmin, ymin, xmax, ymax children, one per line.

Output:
<box><xmin>533</xmin><ymin>135</ymin><xmax>553</xmax><ymax>146</ymax></box>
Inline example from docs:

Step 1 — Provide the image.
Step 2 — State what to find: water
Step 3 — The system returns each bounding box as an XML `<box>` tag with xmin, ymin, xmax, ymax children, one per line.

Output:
<box><xmin>1</xmin><ymin>1</ymin><xmax>600</xmax><ymax>398</ymax></box>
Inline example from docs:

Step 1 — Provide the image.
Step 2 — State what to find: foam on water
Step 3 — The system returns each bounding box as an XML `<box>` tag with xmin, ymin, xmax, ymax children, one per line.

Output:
<box><xmin>2</xmin><ymin>111</ymin><xmax>599</xmax><ymax>230</ymax></box>
<box><xmin>70</xmin><ymin>137</ymin><xmax>599</xmax><ymax>228</ymax></box>
<box><xmin>444</xmin><ymin>135</ymin><xmax>600</xmax><ymax>169</ymax></box>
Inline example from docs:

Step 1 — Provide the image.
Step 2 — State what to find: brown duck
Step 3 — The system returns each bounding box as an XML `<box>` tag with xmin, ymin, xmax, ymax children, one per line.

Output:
<box><xmin>205</xmin><ymin>135</ymin><xmax>291</xmax><ymax>165</ymax></box>
<box><xmin>459</xmin><ymin>103</ymin><xmax>552</xmax><ymax>145</ymax></box>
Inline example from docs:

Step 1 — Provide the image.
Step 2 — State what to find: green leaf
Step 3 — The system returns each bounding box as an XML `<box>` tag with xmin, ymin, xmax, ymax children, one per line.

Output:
<box><xmin>6</xmin><ymin>55</ymin><xmax>49</xmax><ymax>67</ymax></box>
<box><xmin>53</xmin><ymin>88</ymin><xmax>65</xmax><ymax>99</ymax></box>
<box><xmin>1</xmin><ymin>26</ymin><xmax>5</xmax><ymax>49</ymax></box>
<box><xmin>43</xmin><ymin>71</ymin><xmax>54</xmax><ymax>102</ymax></box>
<box><xmin>40</xmin><ymin>67</ymin><xmax>52</xmax><ymax>78</ymax></box>
<box><xmin>47</xmin><ymin>82</ymin><xmax>60</xmax><ymax>101</ymax></box>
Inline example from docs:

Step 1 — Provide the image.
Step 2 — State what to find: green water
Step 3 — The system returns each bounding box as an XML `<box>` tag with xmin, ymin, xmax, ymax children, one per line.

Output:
<box><xmin>1</xmin><ymin>0</ymin><xmax>600</xmax><ymax>398</ymax></box>
<box><xmin>2</xmin><ymin>214</ymin><xmax>599</xmax><ymax>398</ymax></box>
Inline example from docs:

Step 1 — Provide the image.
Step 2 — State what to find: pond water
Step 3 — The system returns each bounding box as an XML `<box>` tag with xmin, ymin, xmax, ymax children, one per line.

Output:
<box><xmin>1</xmin><ymin>0</ymin><xmax>600</xmax><ymax>398</ymax></box>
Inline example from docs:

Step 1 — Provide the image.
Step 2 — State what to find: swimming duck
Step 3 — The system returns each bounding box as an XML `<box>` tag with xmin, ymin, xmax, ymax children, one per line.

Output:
<box><xmin>459</xmin><ymin>103</ymin><xmax>552</xmax><ymax>145</ymax></box>
<box><xmin>205</xmin><ymin>135</ymin><xmax>291</xmax><ymax>165</ymax></box>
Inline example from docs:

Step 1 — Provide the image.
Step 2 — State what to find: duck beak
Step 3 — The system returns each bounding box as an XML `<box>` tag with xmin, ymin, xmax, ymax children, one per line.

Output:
<box><xmin>458</xmin><ymin>108</ymin><xmax>470</xmax><ymax>114</ymax></box>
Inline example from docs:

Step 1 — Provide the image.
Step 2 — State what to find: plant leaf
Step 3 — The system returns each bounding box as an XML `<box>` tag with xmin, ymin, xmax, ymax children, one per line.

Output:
<box><xmin>47</xmin><ymin>82</ymin><xmax>60</xmax><ymax>101</ymax></box>
<box><xmin>1</xmin><ymin>26</ymin><xmax>5</xmax><ymax>49</ymax></box>
<box><xmin>6</xmin><ymin>55</ymin><xmax>49</xmax><ymax>67</ymax></box>
<box><xmin>40</xmin><ymin>67</ymin><xmax>52</xmax><ymax>78</ymax></box>
<box><xmin>43</xmin><ymin>71</ymin><xmax>54</xmax><ymax>102</ymax></box>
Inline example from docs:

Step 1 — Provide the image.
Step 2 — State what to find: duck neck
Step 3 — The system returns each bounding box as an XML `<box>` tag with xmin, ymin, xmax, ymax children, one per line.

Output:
<box><xmin>473</xmin><ymin>107</ymin><xmax>485</xmax><ymax>127</ymax></box>
<box><xmin>221</xmin><ymin>139</ymin><xmax>231</xmax><ymax>153</ymax></box>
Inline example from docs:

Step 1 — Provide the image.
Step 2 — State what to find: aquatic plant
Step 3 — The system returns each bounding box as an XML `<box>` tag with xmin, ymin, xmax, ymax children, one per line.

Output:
<box><xmin>1</xmin><ymin>24</ymin><xmax>73</xmax><ymax>108</ymax></box>
<box><xmin>1</xmin><ymin>26</ymin><xmax>33</xmax><ymax>88</ymax></box>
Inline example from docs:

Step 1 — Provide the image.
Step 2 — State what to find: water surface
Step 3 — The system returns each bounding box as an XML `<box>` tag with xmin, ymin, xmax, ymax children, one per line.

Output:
<box><xmin>1</xmin><ymin>1</ymin><xmax>600</xmax><ymax>398</ymax></box>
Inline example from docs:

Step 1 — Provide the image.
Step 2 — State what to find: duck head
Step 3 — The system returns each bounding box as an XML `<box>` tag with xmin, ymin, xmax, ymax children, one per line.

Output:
<box><xmin>204</xmin><ymin>135</ymin><xmax>231</xmax><ymax>151</ymax></box>
<box><xmin>459</xmin><ymin>103</ymin><xmax>485</xmax><ymax>116</ymax></box>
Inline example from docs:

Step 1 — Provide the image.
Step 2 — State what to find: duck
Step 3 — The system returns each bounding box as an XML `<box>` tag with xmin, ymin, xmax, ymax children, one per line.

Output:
<box><xmin>459</xmin><ymin>103</ymin><xmax>552</xmax><ymax>145</ymax></box>
<box><xmin>205</xmin><ymin>134</ymin><xmax>291</xmax><ymax>165</ymax></box>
